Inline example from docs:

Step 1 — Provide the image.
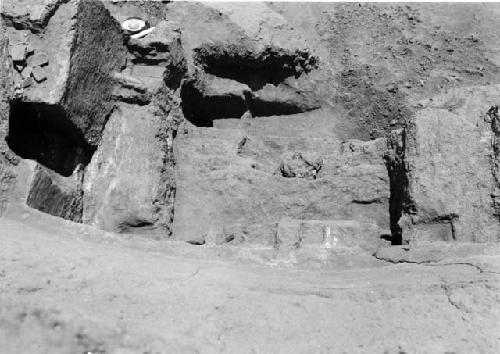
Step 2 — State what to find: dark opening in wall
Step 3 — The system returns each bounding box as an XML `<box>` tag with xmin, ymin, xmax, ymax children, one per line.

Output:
<box><xmin>180</xmin><ymin>80</ymin><xmax>247</xmax><ymax>127</ymax></box>
<box><xmin>6</xmin><ymin>101</ymin><xmax>95</xmax><ymax>177</ymax></box>
<box><xmin>182</xmin><ymin>46</ymin><xmax>319</xmax><ymax>126</ymax></box>
<box><xmin>384</xmin><ymin>129</ymin><xmax>413</xmax><ymax>246</ymax></box>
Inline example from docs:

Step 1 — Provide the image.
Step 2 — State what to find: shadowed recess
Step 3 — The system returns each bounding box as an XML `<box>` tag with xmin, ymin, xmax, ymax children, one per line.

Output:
<box><xmin>180</xmin><ymin>80</ymin><xmax>248</xmax><ymax>127</ymax></box>
<box><xmin>6</xmin><ymin>100</ymin><xmax>96</xmax><ymax>177</ymax></box>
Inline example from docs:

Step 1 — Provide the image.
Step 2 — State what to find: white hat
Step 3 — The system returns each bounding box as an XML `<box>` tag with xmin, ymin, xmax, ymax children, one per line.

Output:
<box><xmin>121</xmin><ymin>18</ymin><xmax>148</xmax><ymax>34</ymax></box>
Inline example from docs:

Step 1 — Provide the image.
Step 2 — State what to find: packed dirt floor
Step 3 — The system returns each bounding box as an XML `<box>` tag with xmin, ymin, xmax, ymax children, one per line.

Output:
<box><xmin>1</xmin><ymin>208</ymin><xmax>500</xmax><ymax>353</ymax></box>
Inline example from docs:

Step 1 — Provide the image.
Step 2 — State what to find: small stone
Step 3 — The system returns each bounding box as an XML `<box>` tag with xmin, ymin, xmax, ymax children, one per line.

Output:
<box><xmin>20</xmin><ymin>66</ymin><xmax>32</xmax><ymax>79</ymax></box>
<box><xmin>14</xmin><ymin>63</ymin><xmax>25</xmax><ymax>72</ymax></box>
<box><xmin>386</xmin><ymin>84</ymin><xmax>398</xmax><ymax>93</ymax></box>
<box><xmin>31</xmin><ymin>52</ymin><xmax>49</xmax><ymax>67</ymax></box>
<box><xmin>31</xmin><ymin>66</ymin><xmax>47</xmax><ymax>83</ymax></box>
<box><xmin>241</xmin><ymin>111</ymin><xmax>253</xmax><ymax>120</ymax></box>
<box><xmin>10</xmin><ymin>44</ymin><xmax>27</xmax><ymax>62</ymax></box>
<box><xmin>186</xmin><ymin>234</ymin><xmax>205</xmax><ymax>246</ymax></box>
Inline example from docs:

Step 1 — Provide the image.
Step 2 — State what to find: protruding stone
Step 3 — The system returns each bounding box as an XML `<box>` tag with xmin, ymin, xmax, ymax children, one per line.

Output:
<box><xmin>31</xmin><ymin>52</ymin><xmax>49</xmax><ymax>67</ymax></box>
<box><xmin>10</xmin><ymin>44</ymin><xmax>27</xmax><ymax>62</ymax></box>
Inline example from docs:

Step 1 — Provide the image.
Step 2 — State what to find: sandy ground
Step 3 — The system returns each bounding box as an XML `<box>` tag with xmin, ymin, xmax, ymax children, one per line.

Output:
<box><xmin>1</xmin><ymin>209</ymin><xmax>499</xmax><ymax>353</ymax></box>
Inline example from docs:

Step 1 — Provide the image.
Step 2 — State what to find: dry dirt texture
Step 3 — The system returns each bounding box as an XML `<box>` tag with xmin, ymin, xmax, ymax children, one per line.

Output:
<box><xmin>1</xmin><ymin>1</ymin><xmax>500</xmax><ymax>353</ymax></box>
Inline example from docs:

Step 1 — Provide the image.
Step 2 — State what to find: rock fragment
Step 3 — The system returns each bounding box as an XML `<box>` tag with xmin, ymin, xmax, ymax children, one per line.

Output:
<box><xmin>277</xmin><ymin>152</ymin><xmax>323</xmax><ymax>179</ymax></box>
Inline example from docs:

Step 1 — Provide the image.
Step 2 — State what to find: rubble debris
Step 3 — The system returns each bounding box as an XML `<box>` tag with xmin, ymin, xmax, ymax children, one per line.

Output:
<box><xmin>277</xmin><ymin>152</ymin><xmax>323</xmax><ymax>179</ymax></box>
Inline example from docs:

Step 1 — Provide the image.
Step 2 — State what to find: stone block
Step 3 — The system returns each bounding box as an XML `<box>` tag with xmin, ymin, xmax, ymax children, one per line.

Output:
<box><xmin>30</xmin><ymin>52</ymin><xmax>49</xmax><ymax>67</ymax></box>
<box><xmin>276</xmin><ymin>217</ymin><xmax>384</xmax><ymax>254</ymax></box>
<box><xmin>387</xmin><ymin>86</ymin><xmax>500</xmax><ymax>244</ymax></box>
<box><xmin>403</xmin><ymin>108</ymin><xmax>499</xmax><ymax>242</ymax></box>
<box><xmin>83</xmin><ymin>102</ymin><xmax>176</xmax><ymax>236</ymax></box>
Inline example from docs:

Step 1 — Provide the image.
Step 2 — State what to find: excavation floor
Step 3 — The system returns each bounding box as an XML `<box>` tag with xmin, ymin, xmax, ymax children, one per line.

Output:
<box><xmin>1</xmin><ymin>210</ymin><xmax>499</xmax><ymax>353</ymax></box>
